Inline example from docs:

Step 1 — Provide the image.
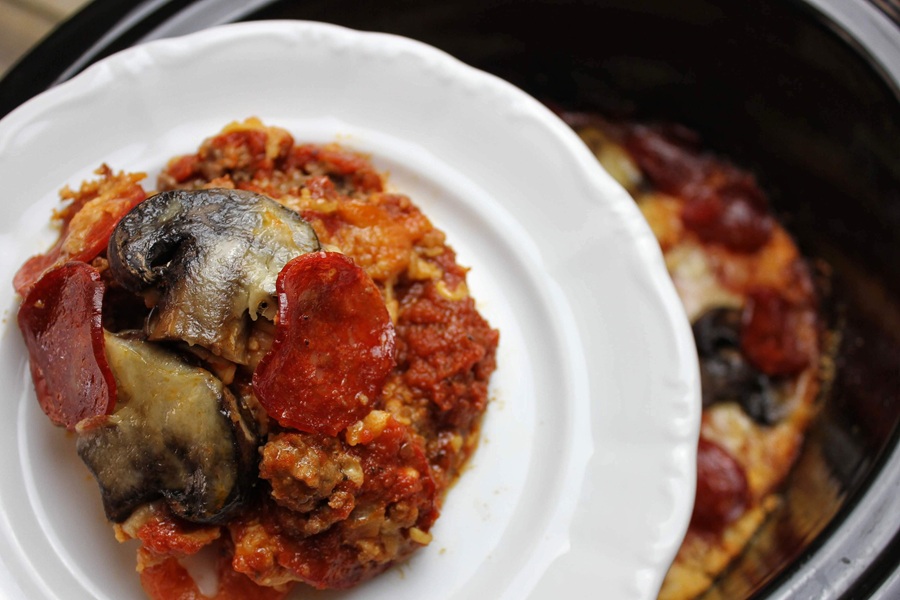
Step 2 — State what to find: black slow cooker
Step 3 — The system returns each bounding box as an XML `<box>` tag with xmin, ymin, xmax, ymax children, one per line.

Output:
<box><xmin>1</xmin><ymin>1</ymin><xmax>898</xmax><ymax>598</ymax></box>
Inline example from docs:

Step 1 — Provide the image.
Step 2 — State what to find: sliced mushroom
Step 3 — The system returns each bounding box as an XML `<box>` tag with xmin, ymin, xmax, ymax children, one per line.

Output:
<box><xmin>107</xmin><ymin>188</ymin><xmax>320</xmax><ymax>364</ymax></box>
<box><xmin>692</xmin><ymin>307</ymin><xmax>780</xmax><ymax>425</ymax></box>
<box><xmin>76</xmin><ymin>331</ymin><xmax>258</xmax><ymax>524</ymax></box>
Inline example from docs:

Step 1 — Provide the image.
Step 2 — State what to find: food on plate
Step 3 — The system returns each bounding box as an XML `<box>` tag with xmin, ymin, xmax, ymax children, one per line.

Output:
<box><xmin>14</xmin><ymin>119</ymin><xmax>499</xmax><ymax>599</ymax></box>
<box><xmin>564</xmin><ymin>114</ymin><xmax>824</xmax><ymax>600</ymax></box>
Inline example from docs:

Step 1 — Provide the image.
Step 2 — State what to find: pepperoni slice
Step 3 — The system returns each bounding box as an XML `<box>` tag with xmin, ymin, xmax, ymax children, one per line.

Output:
<box><xmin>17</xmin><ymin>262</ymin><xmax>116</xmax><ymax>430</ymax></box>
<box><xmin>690</xmin><ymin>437</ymin><xmax>750</xmax><ymax>534</ymax></box>
<box><xmin>741</xmin><ymin>288</ymin><xmax>814</xmax><ymax>376</ymax></box>
<box><xmin>13</xmin><ymin>253</ymin><xmax>60</xmax><ymax>298</ymax></box>
<box><xmin>681</xmin><ymin>188</ymin><xmax>773</xmax><ymax>253</ymax></box>
<box><xmin>253</xmin><ymin>252</ymin><xmax>395</xmax><ymax>435</ymax></box>
<box><xmin>624</xmin><ymin>123</ymin><xmax>773</xmax><ymax>253</ymax></box>
<box><xmin>623</xmin><ymin>123</ymin><xmax>707</xmax><ymax>194</ymax></box>
<box><xmin>13</xmin><ymin>172</ymin><xmax>146</xmax><ymax>296</ymax></box>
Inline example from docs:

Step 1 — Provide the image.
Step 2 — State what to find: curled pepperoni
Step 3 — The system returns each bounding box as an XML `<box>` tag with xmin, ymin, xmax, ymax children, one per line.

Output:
<box><xmin>690</xmin><ymin>437</ymin><xmax>749</xmax><ymax>534</ymax></box>
<box><xmin>623</xmin><ymin>123</ymin><xmax>707</xmax><ymax>194</ymax></box>
<box><xmin>253</xmin><ymin>252</ymin><xmax>395</xmax><ymax>436</ymax></box>
<box><xmin>13</xmin><ymin>254</ymin><xmax>59</xmax><ymax>299</ymax></box>
<box><xmin>17</xmin><ymin>262</ymin><xmax>116</xmax><ymax>430</ymax></box>
<box><xmin>13</xmin><ymin>169</ymin><xmax>146</xmax><ymax>295</ymax></box>
<box><xmin>741</xmin><ymin>288</ymin><xmax>814</xmax><ymax>376</ymax></box>
<box><xmin>624</xmin><ymin>124</ymin><xmax>773</xmax><ymax>253</ymax></box>
<box><xmin>681</xmin><ymin>182</ymin><xmax>774</xmax><ymax>253</ymax></box>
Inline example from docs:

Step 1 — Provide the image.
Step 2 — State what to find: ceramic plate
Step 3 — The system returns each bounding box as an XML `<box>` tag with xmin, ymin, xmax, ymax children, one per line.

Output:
<box><xmin>0</xmin><ymin>21</ymin><xmax>699</xmax><ymax>600</ymax></box>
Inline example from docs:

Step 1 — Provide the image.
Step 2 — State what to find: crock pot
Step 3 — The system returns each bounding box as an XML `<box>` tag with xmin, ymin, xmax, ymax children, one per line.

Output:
<box><xmin>1</xmin><ymin>1</ymin><xmax>897</xmax><ymax>598</ymax></box>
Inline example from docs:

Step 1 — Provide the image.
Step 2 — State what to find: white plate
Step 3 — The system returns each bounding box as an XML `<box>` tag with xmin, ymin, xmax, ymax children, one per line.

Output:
<box><xmin>0</xmin><ymin>21</ymin><xmax>699</xmax><ymax>600</ymax></box>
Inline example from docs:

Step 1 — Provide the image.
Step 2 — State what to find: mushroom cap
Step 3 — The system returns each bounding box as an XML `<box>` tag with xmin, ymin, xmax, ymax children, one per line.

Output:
<box><xmin>76</xmin><ymin>331</ymin><xmax>259</xmax><ymax>523</ymax></box>
<box><xmin>107</xmin><ymin>188</ymin><xmax>320</xmax><ymax>364</ymax></box>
